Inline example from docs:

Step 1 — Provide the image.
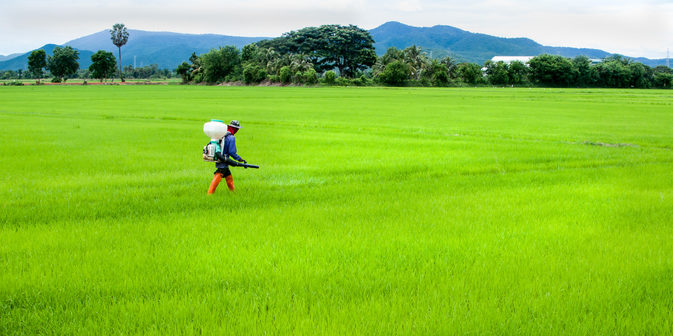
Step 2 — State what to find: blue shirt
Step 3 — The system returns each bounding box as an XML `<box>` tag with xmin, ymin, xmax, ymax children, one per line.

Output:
<box><xmin>216</xmin><ymin>134</ymin><xmax>243</xmax><ymax>168</ymax></box>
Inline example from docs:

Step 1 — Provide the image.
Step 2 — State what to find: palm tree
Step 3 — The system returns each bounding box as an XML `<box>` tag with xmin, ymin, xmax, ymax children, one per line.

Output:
<box><xmin>110</xmin><ymin>23</ymin><xmax>129</xmax><ymax>82</ymax></box>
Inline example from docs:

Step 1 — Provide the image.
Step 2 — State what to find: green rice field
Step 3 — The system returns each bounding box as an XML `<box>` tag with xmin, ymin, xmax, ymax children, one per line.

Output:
<box><xmin>1</xmin><ymin>86</ymin><xmax>672</xmax><ymax>334</ymax></box>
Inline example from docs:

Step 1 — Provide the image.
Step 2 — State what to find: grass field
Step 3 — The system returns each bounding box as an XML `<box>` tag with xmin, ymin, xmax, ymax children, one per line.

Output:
<box><xmin>1</xmin><ymin>86</ymin><xmax>672</xmax><ymax>334</ymax></box>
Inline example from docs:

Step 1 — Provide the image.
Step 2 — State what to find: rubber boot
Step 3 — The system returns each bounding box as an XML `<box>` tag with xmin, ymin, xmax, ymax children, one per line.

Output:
<box><xmin>225</xmin><ymin>175</ymin><xmax>235</xmax><ymax>191</ymax></box>
<box><xmin>208</xmin><ymin>173</ymin><xmax>223</xmax><ymax>194</ymax></box>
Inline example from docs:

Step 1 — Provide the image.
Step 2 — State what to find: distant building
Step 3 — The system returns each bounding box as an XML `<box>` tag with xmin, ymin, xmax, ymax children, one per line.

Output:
<box><xmin>491</xmin><ymin>56</ymin><xmax>602</xmax><ymax>66</ymax></box>
<box><xmin>490</xmin><ymin>56</ymin><xmax>535</xmax><ymax>64</ymax></box>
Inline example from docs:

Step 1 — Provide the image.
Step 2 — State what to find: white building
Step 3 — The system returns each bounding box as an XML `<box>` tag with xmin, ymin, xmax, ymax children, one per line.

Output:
<box><xmin>492</xmin><ymin>55</ymin><xmax>603</xmax><ymax>65</ymax></box>
<box><xmin>490</xmin><ymin>56</ymin><xmax>535</xmax><ymax>64</ymax></box>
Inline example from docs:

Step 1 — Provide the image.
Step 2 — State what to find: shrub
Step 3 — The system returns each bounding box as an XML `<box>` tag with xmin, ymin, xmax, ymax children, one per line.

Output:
<box><xmin>336</xmin><ymin>77</ymin><xmax>351</xmax><ymax>86</ymax></box>
<box><xmin>268</xmin><ymin>75</ymin><xmax>280</xmax><ymax>83</ymax></box>
<box><xmin>243</xmin><ymin>64</ymin><xmax>267</xmax><ymax>84</ymax></box>
<box><xmin>293</xmin><ymin>71</ymin><xmax>304</xmax><ymax>84</ymax></box>
<box><xmin>378</xmin><ymin>60</ymin><xmax>410</xmax><ymax>86</ymax></box>
<box><xmin>279</xmin><ymin>66</ymin><xmax>292</xmax><ymax>84</ymax></box>
<box><xmin>432</xmin><ymin>70</ymin><xmax>450</xmax><ymax>87</ymax></box>
<box><xmin>2</xmin><ymin>81</ymin><xmax>24</xmax><ymax>86</ymax></box>
<box><xmin>303</xmin><ymin>68</ymin><xmax>318</xmax><ymax>85</ymax></box>
<box><xmin>323</xmin><ymin>71</ymin><xmax>336</xmax><ymax>85</ymax></box>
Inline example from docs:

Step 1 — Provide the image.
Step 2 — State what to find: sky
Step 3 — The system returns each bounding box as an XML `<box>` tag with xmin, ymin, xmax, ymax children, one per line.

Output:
<box><xmin>1</xmin><ymin>0</ymin><xmax>672</xmax><ymax>59</ymax></box>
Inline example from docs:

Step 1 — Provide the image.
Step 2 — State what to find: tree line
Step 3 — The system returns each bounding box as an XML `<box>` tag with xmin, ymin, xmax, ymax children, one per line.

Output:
<box><xmin>176</xmin><ymin>24</ymin><xmax>672</xmax><ymax>89</ymax></box>
<box><xmin>6</xmin><ymin>23</ymin><xmax>673</xmax><ymax>88</ymax></box>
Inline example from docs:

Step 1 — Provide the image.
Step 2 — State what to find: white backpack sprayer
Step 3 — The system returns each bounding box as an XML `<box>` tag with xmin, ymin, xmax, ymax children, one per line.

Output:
<box><xmin>202</xmin><ymin>119</ymin><xmax>259</xmax><ymax>169</ymax></box>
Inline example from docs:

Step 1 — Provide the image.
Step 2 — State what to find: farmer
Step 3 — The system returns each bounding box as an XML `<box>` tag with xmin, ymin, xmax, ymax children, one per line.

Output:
<box><xmin>208</xmin><ymin>120</ymin><xmax>247</xmax><ymax>194</ymax></box>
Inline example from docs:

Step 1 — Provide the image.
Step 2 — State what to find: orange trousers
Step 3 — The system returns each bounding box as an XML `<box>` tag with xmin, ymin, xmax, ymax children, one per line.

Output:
<box><xmin>208</xmin><ymin>173</ymin><xmax>234</xmax><ymax>194</ymax></box>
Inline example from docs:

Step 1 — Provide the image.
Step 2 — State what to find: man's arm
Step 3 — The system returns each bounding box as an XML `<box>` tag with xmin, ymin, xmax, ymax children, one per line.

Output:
<box><xmin>227</xmin><ymin>136</ymin><xmax>245</xmax><ymax>162</ymax></box>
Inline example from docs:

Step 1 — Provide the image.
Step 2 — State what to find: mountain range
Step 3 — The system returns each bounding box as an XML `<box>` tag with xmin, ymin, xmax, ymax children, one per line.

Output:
<box><xmin>1</xmin><ymin>21</ymin><xmax>668</xmax><ymax>71</ymax></box>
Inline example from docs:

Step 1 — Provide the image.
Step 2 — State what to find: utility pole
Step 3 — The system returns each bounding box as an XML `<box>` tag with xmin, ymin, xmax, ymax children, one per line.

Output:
<box><xmin>667</xmin><ymin>49</ymin><xmax>670</xmax><ymax>68</ymax></box>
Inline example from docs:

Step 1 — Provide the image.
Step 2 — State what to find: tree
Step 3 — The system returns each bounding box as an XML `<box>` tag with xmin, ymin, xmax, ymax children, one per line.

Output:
<box><xmin>628</xmin><ymin>62</ymin><xmax>652</xmax><ymax>88</ymax></box>
<box><xmin>403</xmin><ymin>45</ymin><xmax>429</xmax><ymax>80</ymax></box>
<box><xmin>257</xmin><ymin>25</ymin><xmax>376</xmax><ymax>77</ymax></box>
<box><xmin>89</xmin><ymin>50</ymin><xmax>116</xmax><ymax>82</ymax></box>
<box><xmin>508</xmin><ymin>61</ymin><xmax>529</xmax><ymax>85</ymax></box>
<box><xmin>653</xmin><ymin>66</ymin><xmax>673</xmax><ymax>88</ymax></box>
<box><xmin>279</xmin><ymin>66</ymin><xmax>292</xmax><ymax>84</ymax></box>
<box><xmin>457</xmin><ymin>63</ymin><xmax>483</xmax><ymax>85</ymax></box>
<box><xmin>422</xmin><ymin>60</ymin><xmax>450</xmax><ymax>87</ymax></box>
<box><xmin>571</xmin><ymin>56</ymin><xmax>594</xmax><ymax>87</ymax></box>
<box><xmin>27</xmin><ymin>49</ymin><xmax>47</xmax><ymax>83</ymax></box>
<box><xmin>485</xmin><ymin>60</ymin><xmax>509</xmax><ymax>85</ymax></box>
<box><xmin>200</xmin><ymin>46</ymin><xmax>241</xmax><ymax>83</ymax></box>
<box><xmin>242</xmin><ymin>64</ymin><xmax>267</xmax><ymax>84</ymax></box>
<box><xmin>110</xmin><ymin>23</ymin><xmax>129</xmax><ymax>82</ymax></box>
<box><xmin>594</xmin><ymin>60</ymin><xmax>631</xmax><ymax>88</ymax></box>
<box><xmin>440</xmin><ymin>56</ymin><xmax>459</xmax><ymax>79</ymax></box>
<box><xmin>378</xmin><ymin>60</ymin><xmax>410</xmax><ymax>86</ymax></box>
<box><xmin>528</xmin><ymin>54</ymin><xmax>574</xmax><ymax>86</ymax></box>
<box><xmin>47</xmin><ymin>46</ymin><xmax>79</xmax><ymax>82</ymax></box>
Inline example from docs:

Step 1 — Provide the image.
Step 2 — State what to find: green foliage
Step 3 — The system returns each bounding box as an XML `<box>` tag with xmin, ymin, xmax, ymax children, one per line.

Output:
<box><xmin>200</xmin><ymin>46</ymin><xmax>241</xmax><ymax>83</ymax></box>
<box><xmin>508</xmin><ymin>61</ymin><xmax>529</xmax><ymax>85</ymax></box>
<box><xmin>571</xmin><ymin>56</ymin><xmax>594</xmax><ymax>87</ymax></box>
<box><xmin>593</xmin><ymin>60</ymin><xmax>632</xmax><ymax>88</ymax></box>
<box><xmin>457</xmin><ymin>63</ymin><xmax>483</xmax><ymax>85</ymax></box>
<box><xmin>423</xmin><ymin>60</ymin><xmax>450</xmax><ymax>87</ymax></box>
<box><xmin>303</xmin><ymin>68</ymin><xmax>319</xmax><ymax>85</ymax></box>
<box><xmin>176</xmin><ymin>62</ymin><xmax>192</xmax><ymax>83</ymax></box>
<box><xmin>293</xmin><ymin>71</ymin><xmax>304</xmax><ymax>84</ymax></box>
<box><xmin>351</xmin><ymin>74</ymin><xmax>371</xmax><ymax>86</ymax></box>
<box><xmin>47</xmin><ymin>46</ymin><xmax>80</xmax><ymax>82</ymax></box>
<box><xmin>176</xmin><ymin>52</ymin><xmax>201</xmax><ymax>83</ymax></box>
<box><xmin>279</xmin><ymin>66</ymin><xmax>292</xmax><ymax>84</ymax></box>
<box><xmin>402</xmin><ymin>45</ymin><xmax>428</xmax><ymax>80</ymax></box>
<box><xmin>628</xmin><ymin>62</ymin><xmax>652</xmax><ymax>88</ymax></box>
<box><xmin>110</xmin><ymin>23</ymin><xmax>129</xmax><ymax>81</ymax></box>
<box><xmin>122</xmin><ymin>64</ymin><xmax>172</xmax><ymax>80</ymax></box>
<box><xmin>27</xmin><ymin>49</ymin><xmax>47</xmax><ymax>83</ymax></box>
<box><xmin>241</xmin><ymin>44</ymin><xmax>260</xmax><ymax>63</ymax></box>
<box><xmin>378</xmin><ymin>60</ymin><xmax>410</xmax><ymax>86</ymax></box>
<box><xmin>89</xmin><ymin>50</ymin><xmax>117</xmax><ymax>82</ymax></box>
<box><xmin>109</xmin><ymin>23</ymin><xmax>129</xmax><ymax>49</ymax></box>
<box><xmin>257</xmin><ymin>24</ymin><xmax>376</xmax><ymax>77</ymax></box>
<box><xmin>323</xmin><ymin>70</ymin><xmax>337</xmax><ymax>85</ymax></box>
<box><xmin>2</xmin><ymin>80</ymin><xmax>24</xmax><ymax>86</ymax></box>
<box><xmin>528</xmin><ymin>54</ymin><xmax>574</xmax><ymax>86</ymax></box>
<box><xmin>485</xmin><ymin>61</ymin><xmax>509</xmax><ymax>85</ymax></box>
<box><xmin>242</xmin><ymin>64</ymin><xmax>267</xmax><ymax>84</ymax></box>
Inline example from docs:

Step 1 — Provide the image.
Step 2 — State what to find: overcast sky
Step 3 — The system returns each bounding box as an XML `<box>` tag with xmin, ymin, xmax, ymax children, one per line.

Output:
<box><xmin>1</xmin><ymin>0</ymin><xmax>672</xmax><ymax>59</ymax></box>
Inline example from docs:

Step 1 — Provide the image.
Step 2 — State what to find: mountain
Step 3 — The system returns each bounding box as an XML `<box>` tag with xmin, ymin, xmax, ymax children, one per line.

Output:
<box><xmin>1</xmin><ymin>22</ymin><xmax>668</xmax><ymax>71</ymax></box>
<box><xmin>64</xmin><ymin>30</ymin><xmax>269</xmax><ymax>69</ymax></box>
<box><xmin>0</xmin><ymin>44</ymin><xmax>94</xmax><ymax>71</ymax></box>
<box><xmin>0</xmin><ymin>53</ymin><xmax>22</xmax><ymax>62</ymax></box>
<box><xmin>370</xmin><ymin>21</ymin><xmax>667</xmax><ymax>66</ymax></box>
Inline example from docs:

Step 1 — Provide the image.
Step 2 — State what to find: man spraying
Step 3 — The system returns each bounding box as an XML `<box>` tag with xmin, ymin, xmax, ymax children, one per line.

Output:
<box><xmin>206</xmin><ymin>120</ymin><xmax>248</xmax><ymax>194</ymax></box>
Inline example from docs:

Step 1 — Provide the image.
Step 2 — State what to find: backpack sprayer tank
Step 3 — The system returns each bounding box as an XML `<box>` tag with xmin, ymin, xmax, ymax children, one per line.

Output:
<box><xmin>204</xmin><ymin>119</ymin><xmax>228</xmax><ymax>140</ymax></box>
<box><xmin>202</xmin><ymin>119</ymin><xmax>228</xmax><ymax>162</ymax></box>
